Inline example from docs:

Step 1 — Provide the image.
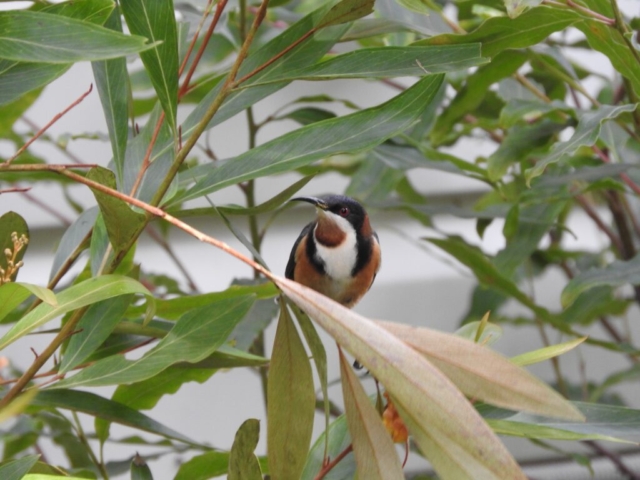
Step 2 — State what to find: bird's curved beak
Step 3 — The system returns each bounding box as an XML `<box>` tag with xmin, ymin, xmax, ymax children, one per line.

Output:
<box><xmin>290</xmin><ymin>196</ymin><xmax>328</xmax><ymax>210</ymax></box>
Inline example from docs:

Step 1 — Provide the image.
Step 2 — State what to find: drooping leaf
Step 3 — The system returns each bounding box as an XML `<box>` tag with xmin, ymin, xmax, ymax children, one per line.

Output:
<box><xmin>243</xmin><ymin>45</ymin><xmax>487</xmax><ymax>85</ymax></box>
<box><xmin>32</xmin><ymin>389</ymin><xmax>196</xmax><ymax>444</ymax></box>
<box><xmin>175</xmin><ymin>74</ymin><xmax>445</xmax><ymax>204</ymax></box>
<box><xmin>267</xmin><ymin>305</ymin><xmax>315</xmax><ymax>480</ymax></box>
<box><xmin>274</xmin><ymin>275</ymin><xmax>526</xmax><ymax>479</ymax></box>
<box><xmin>0</xmin><ymin>11</ymin><xmax>154</xmax><ymax>63</ymax></box>
<box><xmin>0</xmin><ymin>61</ymin><xmax>70</xmax><ymax>106</ymax></box>
<box><xmin>86</xmin><ymin>167</ymin><xmax>146</xmax><ymax>252</ymax></box>
<box><xmin>229</xmin><ymin>419</ymin><xmax>262</xmax><ymax>480</ymax></box>
<box><xmin>318</xmin><ymin>0</ymin><xmax>375</xmax><ymax>28</ymax></box>
<box><xmin>92</xmin><ymin>8</ymin><xmax>129</xmax><ymax>182</ymax></box>
<box><xmin>526</xmin><ymin>104</ymin><xmax>637</xmax><ymax>183</ymax></box>
<box><xmin>50</xmin><ymin>295</ymin><xmax>255</xmax><ymax>388</ymax></box>
<box><xmin>339</xmin><ymin>349</ymin><xmax>404</xmax><ymax>479</ymax></box>
<box><xmin>49</xmin><ymin>206</ymin><xmax>98</xmax><ymax>282</ymax></box>
<box><xmin>419</xmin><ymin>7</ymin><xmax>578</xmax><ymax>58</ymax></box>
<box><xmin>0</xmin><ymin>282</ymin><xmax>56</xmax><ymax>323</ymax></box>
<box><xmin>0</xmin><ymin>275</ymin><xmax>153</xmax><ymax>349</ymax></box>
<box><xmin>511</xmin><ymin>337</ymin><xmax>586</xmax><ymax>367</ymax></box>
<box><xmin>0</xmin><ymin>455</ymin><xmax>39</xmax><ymax>480</ymax></box>
<box><xmin>121</xmin><ymin>0</ymin><xmax>179</xmax><ymax>132</ymax></box>
<box><xmin>562</xmin><ymin>253</ymin><xmax>640</xmax><ymax>307</ymax></box>
<box><xmin>378</xmin><ymin>321</ymin><xmax>583</xmax><ymax>420</ymax></box>
<box><xmin>175</xmin><ymin>452</ymin><xmax>230</xmax><ymax>480</ymax></box>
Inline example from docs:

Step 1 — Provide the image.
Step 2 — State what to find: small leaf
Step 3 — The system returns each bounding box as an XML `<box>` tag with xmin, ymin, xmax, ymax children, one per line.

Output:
<box><xmin>0</xmin><ymin>282</ymin><xmax>56</xmax><ymax>323</ymax></box>
<box><xmin>229</xmin><ymin>419</ymin><xmax>262</xmax><ymax>480</ymax></box>
<box><xmin>511</xmin><ymin>337</ymin><xmax>587</xmax><ymax>367</ymax></box>
<box><xmin>121</xmin><ymin>0</ymin><xmax>179</xmax><ymax>132</ymax></box>
<box><xmin>339</xmin><ymin>349</ymin><xmax>404</xmax><ymax>479</ymax></box>
<box><xmin>0</xmin><ymin>11</ymin><xmax>154</xmax><ymax>63</ymax></box>
<box><xmin>455</xmin><ymin>319</ymin><xmax>503</xmax><ymax>346</ymax></box>
<box><xmin>302</xmin><ymin>413</ymin><xmax>356</xmax><ymax>480</ymax></box>
<box><xmin>49</xmin><ymin>206</ymin><xmax>98</xmax><ymax>282</ymax></box>
<box><xmin>0</xmin><ymin>390</ymin><xmax>38</xmax><ymax>424</ymax></box>
<box><xmin>505</xmin><ymin>0</ymin><xmax>543</xmax><ymax>18</ymax></box>
<box><xmin>175</xmin><ymin>452</ymin><xmax>229</xmax><ymax>480</ymax></box>
<box><xmin>131</xmin><ymin>453</ymin><xmax>154</xmax><ymax>480</ymax></box>
<box><xmin>0</xmin><ymin>275</ymin><xmax>153</xmax><ymax>349</ymax></box>
<box><xmin>0</xmin><ymin>455</ymin><xmax>40</xmax><ymax>480</ymax></box>
<box><xmin>267</xmin><ymin>305</ymin><xmax>315</xmax><ymax>480</ymax></box>
<box><xmin>87</xmin><ymin>167</ymin><xmax>146</xmax><ymax>252</ymax></box>
<box><xmin>319</xmin><ymin>0</ymin><xmax>375</xmax><ymax>28</ymax></box>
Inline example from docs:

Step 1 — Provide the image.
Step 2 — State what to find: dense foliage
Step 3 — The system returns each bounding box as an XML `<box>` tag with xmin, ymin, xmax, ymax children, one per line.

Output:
<box><xmin>1</xmin><ymin>0</ymin><xmax>640</xmax><ymax>478</ymax></box>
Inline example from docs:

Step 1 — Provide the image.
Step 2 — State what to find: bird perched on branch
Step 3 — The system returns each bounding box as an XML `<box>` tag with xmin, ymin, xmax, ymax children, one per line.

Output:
<box><xmin>285</xmin><ymin>195</ymin><xmax>381</xmax><ymax>308</ymax></box>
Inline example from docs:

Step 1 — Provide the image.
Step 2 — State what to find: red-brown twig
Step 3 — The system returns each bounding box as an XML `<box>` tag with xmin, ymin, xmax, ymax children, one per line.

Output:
<box><xmin>314</xmin><ymin>444</ymin><xmax>353</xmax><ymax>480</ymax></box>
<box><xmin>179</xmin><ymin>0</ymin><xmax>229</xmax><ymax>97</ymax></box>
<box><xmin>21</xmin><ymin>116</ymin><xmax>86</xmax><ymax>165</ymax></box>
<box><xmin>145</xmin><ymin>225</ymin><xmax>200</xmax><ymax>292</ymax></box>
<box><xmin>0</xmin><ymin>186</ymin><xmax>31</xmax><ymax>194</ymax></box>
<box><xmin>574</xmin><ymin>194</ymin><xmax>625</xmax><ymax>254</ymax></box>
<box><xmin>129</xmin><ymin>110</ymin><xmax>165</xmax><ymax>197</ymax></box>
<box><xmin>20</xmin><ymin>190</ymin><xmax>72</xmax><ymax>226</ymax></box>
<box><xmin>4</xmin><ymin>84</ymin><xmax>93</xmax><ymax>166</ymax></box>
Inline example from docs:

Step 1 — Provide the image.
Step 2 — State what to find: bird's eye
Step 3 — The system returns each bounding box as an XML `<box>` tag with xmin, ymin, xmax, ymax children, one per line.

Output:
<box><xmin>339</xmin><ymin>206</ymin><xmax>350</xmax><ymax>217</ymax></box>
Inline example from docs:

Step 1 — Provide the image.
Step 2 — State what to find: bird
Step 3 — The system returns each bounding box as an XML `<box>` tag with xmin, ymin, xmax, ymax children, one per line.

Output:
<box><xmin>285</xmin><ymin>195</ymin><xmax>381</xmax><ymax>309</ymax></box>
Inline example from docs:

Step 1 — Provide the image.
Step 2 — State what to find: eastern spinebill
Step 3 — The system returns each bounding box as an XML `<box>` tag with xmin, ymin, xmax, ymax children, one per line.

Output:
<box><xmin>285</xmin><ymin>195</ymin><xmax>381</xmax><ymax>308</ymax></box>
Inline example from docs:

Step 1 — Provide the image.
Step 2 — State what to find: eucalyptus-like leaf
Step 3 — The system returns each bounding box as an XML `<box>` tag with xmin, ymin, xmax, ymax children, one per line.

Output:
<box><xmin>49</xmin><ymin>206</ymin><xmax>98</xmax><ymax>282</ymax></box>
<box><xmin>0</xmin><ymin>455</ymin><xmax>39</xmax><ymax>480</ymax></box>
<box><xmin>175</xmin><ymin>74</ymin><xmax>444</xmax><ymax>204</ymax></box>
<box><xmin>455</xmin><ymin>319</ymin><xmax>502</xmax><ymax>346</ymax></box>
<box><xmin>511</xmin><ymin>337</ymin><xmax>586</xmax><ymax>367</ymax></box>
<box><xmin>339</xmin><ymin>349</ymin><xmax>404</xmax><ymax>479</ymax></box>
<box><xmin>50</xmin><ymin>295</ymin><xmax>255</xmax><ymax>388</ymax></box>
<box><xmin>175</xmin><ymin>452</ymin><xmax>230</xmax><ymax>480</ymax></box>
<box><xmin>378</xmin><ymin>321</ymin><xmax>583</xmax><ymax>420</ymax></box>
<box><xmin>229</xmin><ymin>419</ymin><xmax>262</xmax><ymax>480</ymax></box>
<box><xmin>267</xmin><ymin>305</ymin><xmax>315</xmax><ymax>480</ymax></box>
<box><xmin>318</xmin><ymin>0</ymin><xmax>375</xmax><ymax>28</ymax></box>
<box><xmin>121</xmin><ymin>0</ymin><xmax>179</xmax><ymax>132</ymax></box>
<box><xmin>0</xmin><ymin>275</ymin><xmax>153</xmax><ymax>350</ymax></box>
<box><xmin>275</xmin><ymin>275</ymin><xmax>526</xmax><ymax>479</ymax></box>
<box><xmin>0</xmin><ymin>11</ymin><xmax>154</xmax><ymax>63</ymax></box>
<box><xmin>302</xmin><ymin>413</ymin><xmax>356</xmax><ymax>480</ymax></box>
<box><xmin>0</xmin><ymin>283</ymin><xmax>56</xmax><ymax>323</ymax></box>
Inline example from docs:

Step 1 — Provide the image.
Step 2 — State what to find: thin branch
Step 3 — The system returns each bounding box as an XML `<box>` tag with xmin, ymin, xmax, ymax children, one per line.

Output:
<box><xmin>20</xmin><ymin>190</ymin><xmax>72</xmax><ymax>226</ymax></box>
<box><xmin>145</xmin><ymin>225</ymin><xmax>200</xmax><ymax>292</ymax></box>
<box><xmin>313</xmin><ymin>444</ymin><xmax>353</xmax><ymax>480</ymax></box>
<box><xmin>0</xmin><ymin>186</ymin><xmax>31</xmax><ymax>194</ymax></box>
<box><xmin>584</xmin><ymin>441</ymin><xmax>640</xmax><ymax>480</ymax></box>
<box><xmin>574</xmin><ymin>194</ymin><xmax>625</xmax><ymax>254</ymax></box>
<box><xmin>21</xmin><ymin>116</ymin><xmax>87</xmax><ymax>165</ymax></box>
<box><xmin>4</xmin><ymin>85</ymin><xmax>93</xmax><ymax>166</ymax></box>
<box><xmin>565</xmin><ymin>0</ymin><xmax>616</xmax><ymax>25</ymax></box>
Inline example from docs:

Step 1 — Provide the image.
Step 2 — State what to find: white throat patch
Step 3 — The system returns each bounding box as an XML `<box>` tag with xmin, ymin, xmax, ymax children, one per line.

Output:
<box><xmin>314</xmin><ymin>212</ymin><xmax>357</xmax><ymax>281</ymax></box>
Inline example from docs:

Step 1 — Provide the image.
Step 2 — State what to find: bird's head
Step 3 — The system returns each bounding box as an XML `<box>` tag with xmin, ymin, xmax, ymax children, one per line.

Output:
<box><xmin>290</xmin><ymin>195</ymin><xmax>373</xmax><ymax>246</ymax></box>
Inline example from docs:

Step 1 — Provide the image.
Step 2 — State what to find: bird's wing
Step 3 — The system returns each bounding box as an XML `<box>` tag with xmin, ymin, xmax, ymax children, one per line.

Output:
<box><xmin>285</xmin><ymin>222</ymin><xmax>315</xmax><ymax>280</ymax></box>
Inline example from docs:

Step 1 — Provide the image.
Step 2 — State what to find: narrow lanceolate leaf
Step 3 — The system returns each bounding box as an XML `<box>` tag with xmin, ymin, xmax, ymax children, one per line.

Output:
<box><xmin>92</xmin><ymin>8</ymin><xmax>129</xmax><ymax>181</ymax></box>
<box><xmin>0</xmin><ymin>283</ymin><xmax>56</xmax><ymax>323</ymax></box>
<box><xmin>0</xmin><ymin>11</ymin><xmax>154</xmax><ymax>63</ymax></box>
<box><xmin>87</xmin><ymin>167</ymin><xmax>146</xmax><ymax>252</ymax></box>
<box><xmin>419</xmin><ymin>7</ymin><xmax>578</xmax><ymax>58</ymax></box>
<box><xmin>339</xmin><ymin>350</ymin><xmax>404</xmax><ymax>479</ymax></box>
<box><xmin>121</xmin><ymin>0</ymin><xmax>179</xmax><ymax>132</ymax></box>
<box><xmin>175</xmin><ymin>74</ymin><xmax>444</xmax><ymax>204</ymax></box>
<box><xmin>526</xmin><ymin>104</ymin><xmax>638</xmax><ymax>183</ymax></box>
<box><xmin>229</xmin><ymin>419</ymin><xmax>262</xmax><ymax>480</ymax></box>
<box><xmin>49</xmin><ymin>206</ymin><xmax>98</xmax><ymax>282</ymax></box>
<box><xmin>562</xmin><ymin>253</ymin><xmax>640</xmax><ymax>307</ymax></box>
<box><xmin>0</xmin><ymin>275</ymin><xmax>153</xmax><ymax>350</ymax></box>
<box><xmin>301</xmin><ymin>413</ymin><xmax>356</xmax><ymax>479</ymax></box>
<box><xmin>267</xmin><ymin>306</ymin><xmax>315</xmax><ymax>480</ymax></box>
<box><xmin>0</xmin><ymin>60</ymin><xmax>70</xmax><ymax>106</ymax></box>
<box><xmin>175</xmin><ymin>452</ymin><xmax>230</xmax><ymax>480</ymax></box>
<box><xmin>377</xmin><ymin>321</ymin><xmax>583</xmax><ymax>420</ymax></box>
<box><xmin>0</xmin><ymin>455</ymin><xmax>39</xmax><ymax>480</ymax></box>
<box><xmin>244</xmin><ymin>45</ymin><xmax>486</xmax><ymax>85</ymax></box>
<box><xmin>511</xmin><ymin>337</ymin><xmax>586</xmax><ymax>367</ymax></box>
<box><xmin>33</xmin><ymin>389</ymin><xmax>196</xmax><ymax>444</ymax></box>
<box><xmin>50</xmin><ymin>296</ymin><xmax>255</xmax><ymax>388</ymax></box>
<box><xmin>275</xmin><ymin>275</ymin><xmax>526</xmax><ymax>480</ymax></box>
<box><xmin>319</xmin><ymin>0</ymin><xmax>375</xmax><ymax>28</ymax></box>
<box><xmin>59</xmin><ymin>294</ymin><xmax>134</xmax><ymax>373</ymax></box>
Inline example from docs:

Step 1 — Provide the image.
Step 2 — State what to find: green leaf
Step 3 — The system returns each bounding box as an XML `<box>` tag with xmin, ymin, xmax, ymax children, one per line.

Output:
<box><xmin>302</xmin><ymin>413</ymin><xmax>355</xmax><ymax>479</ymax></box>
<box><xmin>0</xmin><ymin>455</ymin><xmax>39</xmax><ymax>480</ymax></box>
<box><xmin>505</xmin><ymin>0</ymin><xmax>543</xmax><ymax>18</ymax></box>
<box><xmin>0</xmin><ymin>282</ymin><xmax>56</xmax><ymax>323</ymax></box>
<box><xmin>0</xmin><ymin>275</ymin><xmax>153</xmax><ymax>349</ymax></box>
<box><xmin>0</xmin><ymin>61</ymin><xmax>69</xmax><ymax>107</ymax></box>
<box><xmin>511</xmin><ymin>337</ymin><xmax>586</xmax><ymax>367</ymax></box>
<box><xmin>92</xmin><ymin>8</ymin><xmax>129</xmax><ymax>182</ymax></box>
<box><xmin>526</xmin><ymin>104</ymin><xmax>637</xmax><ymax>182</ymax></box>
<box><xmin>34</xmin><ymin>0</ymin><xmax>115</xmax><ymax>25</ymax></box>
<box><xmin>229</xmin><ymin>419</ymin><xmax>262</xmax><ymax>480</ymax></box>
<box><xmin>175</xmin><ymin>451</ymin><xmax>230</xmax><ymax>480</ymax></box>
<box><xmin>339</xmin><ymin>349</ymin><xmax>404</xmax><ymax>479</ymax></box>
<box><xmin>455</xmin><ymin>319</ymin><xmax>502</xmax><ymax>346</ymax></box>
<box><xmin>275</xmin><ymin>275</ymin><xmax>527</xmax><ymax>480</ymax></box>
<box><xmin>0</xmin><ymin>88</ymin><xmax>41</xmax><ymax>135</ymax></box>
<box><xmin>175</xmin><ymin>74</ymin><xmax>445</xmax><ymax>204</ymax></box>
<box><xmin>242</xmin><ymin>45</ymin><xmax>487</xmax><ymax>85</ymax></box>
<box><xmin>0</xmin><ymin>211</ymin><xmax>29</xmax><ymax>282</ymax></box>
<box><xmin>49</xmin><ymin>206</ymin><xmax>98</xmax><ymax>282</ymax></box>
<box><xmin>318</xmin><ymin>0</ymin><xmax>375</xmax><ymax>28</ymax></box>
<box><xmin>59</xmin><ymin>294</ymin><xmax>134</xmax><ymax>373</ymax></box>
<box><xmin>0</xmin><ymin>11</ymin><xmax>154</xmax><ymax>63</ymax></box>
<box><xmin>32</xmin><ymin>389</ymin><xmax>196</xmax><ymax>444</ymax></box>
<box><xmin>577</xmin><ymin>19</ymin><xmax>640</xmax><ymax>97</ymax></box>
<box><xmin>121</xmin><ymin>0</ymin><xmax>179</xmax><ymax>132</ymax></box>
<box><xmin>86</xmin><ymin>167</ymin><xmax>146</xmax><ymax>252</ymax></box>
<box><xmin>131</xmin><ymin>453</ymin><xmax>154</xmax><ymax>480</ymax></box>
<box><xmin>267</xmin><ymin>305</ymin><xmax>315</xmax><ymax>480</ymax></box>
<box><xmin>562</xmin><ymin>253</ymin><xmax>640</xmax><ymax>307</ymax></box>
<box><xmin>419</xmin><ymin>7</ymin><xmax>578</xmax><ymax>58</ymax></box>
<box><xmin>51</xmin><ymin>295</ymin><xmax>255</xmax><ymax>388</ymax></box>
